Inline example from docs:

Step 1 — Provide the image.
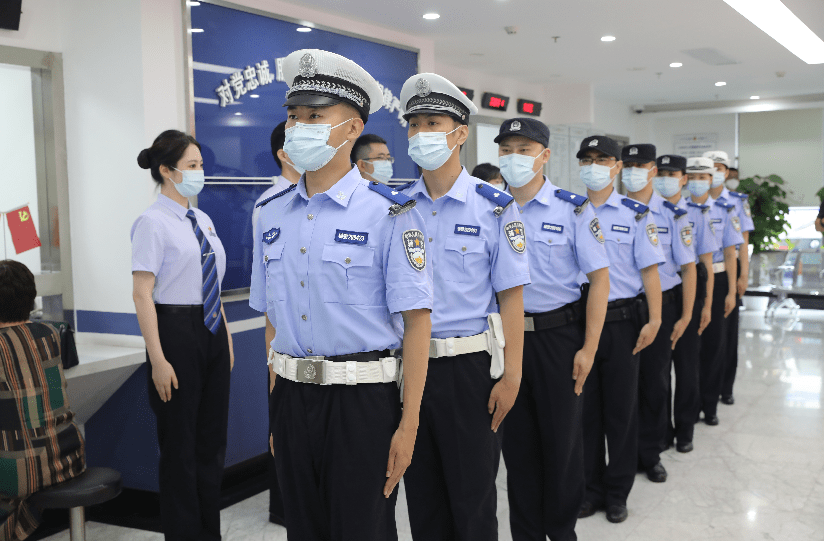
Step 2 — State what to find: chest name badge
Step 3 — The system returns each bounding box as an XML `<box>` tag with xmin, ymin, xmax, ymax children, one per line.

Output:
<box><xmin>403</xmin><ymin>229</ymin><xmax>426</xmax><ymax>271</ymax></box>
<box><xmin>612</xmin><ymin>224</ymin><xmax>630</xmax><ymax>234</ymax></box>
<box><xmin>658</xmin><ymin>227</ymin><xmax>669</xmax><ymax>234</ymax></box>
<box><xmin>542</xmin><ymin>223</ymin><xmax>564</xmax><ymax>234</ymax></box>
<box><xmin>589</xmin><ymin>218</ymin><xmax>605</xmax><ymax>244</ymax></box>
<box><xmin>263</xmin><ymin>228</ymin><xmax>280</xmax><ymax>244</ymax></box>
<box><xmin>505</xmin><ymin>221</ymin><xmax>526</xmax><ymax>253</ymax></box>
<box><xmin>335</xmin><ymin>230</ymin><xmax>369</xmax><ymax>245</ymax></box>
<box><xmin>455</xmin><ymin>224</ymin><xmax>481</xmax><ymax>236</ymax></box>
<box><xmin>711</xmin><ymin>218</ymin><xmax>722</xmax><ymax>224</ymax></box>
<box><xmin>646</xmin><ymin>223</ymin><xmax>659</xmax><ymax>246</ymax></box>
<box><xmin>680</xmin><ymin>225</ymin><xmax>693</xmax><ymax>247</ymax></box>
<box><xmin>731</xmin><ymin>216</ymin><xmax>741</xmax><ymax>232</ymax></box>
<box><xmin>207</xmin><ymin>226</ymin><xmax>218</xmax><ymax>237</ymax></box>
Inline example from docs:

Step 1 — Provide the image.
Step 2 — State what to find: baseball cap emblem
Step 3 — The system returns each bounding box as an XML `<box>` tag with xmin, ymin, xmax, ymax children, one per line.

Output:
<box><xmin>298</xmin><ymin>53</ymin><xmax>317</xmax><ymax>78</ymax></box>
<box><xmin>415</xmin><ymin>77</ymin><xmax>431</xmax><ymax>97</ymax></box>
<box><xmin>662</xmin><ymin>156</ymin><xmax>670</xmax><ymax>164</ymax></box>
<box><xmin>510</xmin><ymin>120</ymin><xmax>521</xmax><ymax>131</ymax></box>
<box><xmin>589</xmin><ymin>139</ymin><xmax>599</xmax><ymax>147</ymax></box>
<box><xmin>629</xmin><ymin>147</ymin><xmax>638</xmax><ymax>155</ymax></box>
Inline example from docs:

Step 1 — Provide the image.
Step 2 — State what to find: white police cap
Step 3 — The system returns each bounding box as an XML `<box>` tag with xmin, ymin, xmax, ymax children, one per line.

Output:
<box><xmin>686</xmin><ymin>156</ymin><xmax>715</xmax><ymax>174</ymax></box>
<box><xmin>282</xmin><ymin>49</ymin><xmax>383</xmax><ymax>121</ymax></box>
<box><xmin>702</xmin><ymin>150</ymin><xmax>730</xmax><ymax>168</ymax></box>
<box><xmin>400</xmin><ymin>73</ymin><xmax>478</xmax><ymax>124</ymax></box>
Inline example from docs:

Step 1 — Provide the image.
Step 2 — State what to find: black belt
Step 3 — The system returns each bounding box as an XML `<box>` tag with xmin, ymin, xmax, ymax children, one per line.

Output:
<box><xmin>662</xmin><ymin>285</ymin><xmax>681</xmax><ymax>306</ymax></box>
<box><xmin>604</xmin><ymin>297</ymin><xmax>637</xmax><ymax>323</ymax></box>
<box><xmin>155</xmin><ymin>304</ymin><xmax>204</xmax><ymax>314</ymax></box>
<box><xmin>322</xmin><ymin>349</ymin><xmax>392</xmax><ymax>363</ymax></box>
<box><xmin>525</xmin><ymin>302</ymin><xmax>580</xmax><ymax>332</ymax></box>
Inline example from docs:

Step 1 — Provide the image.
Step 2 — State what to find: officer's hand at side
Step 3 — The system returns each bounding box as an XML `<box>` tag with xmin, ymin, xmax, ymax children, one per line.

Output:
<box><xmin>384</xmin><ymin>422</ymin><xmax>417</xmax><ymax>498</ymax></box>
<box><xmin>737</xmin><ymin>277</ymin><xmax>747</xmax><ymax>298</ymax></box>
<box><xmin>670</xmin><ymin>317</ymin><xmax>690</xmax><ymax>349</ymax></box>
<box><xmin>633</xmin><ymin>321</ymin><xmax>661</xmax><ymax>355</ymax></box>
<box><xmin>152</xmin><ymin>359</ymin><xmax>179</xmax><ymax>402</ymax></box>
<box><xmin>698</xmin><ymin>305</ymin><xmax>712</xmax><ymax>335</ymax></box>
<box><xmin>724</xmin><ymin>293</ymin><xmax>736</xmax><ymax>318</ymax></box>
<box><xmin>488</xmin><ymin>375</ymin><xmax>520</xmax><ymax>432</ymax></box>
<box><xmin>269</xmin><ymin>434</ymin><xmax>274</xmax><ymax>457</ymax></box>
<box><xmin>572</xmin><ymin>348</ymin><xmax>595</xmax><ymax>395</ymax></box>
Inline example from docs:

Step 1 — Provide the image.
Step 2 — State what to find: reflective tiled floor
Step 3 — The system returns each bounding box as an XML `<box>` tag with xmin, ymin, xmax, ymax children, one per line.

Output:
<box><xmin>41</xmin><ymin>308</ymin><xmax>823</xmax><ymax>541</ymax></box>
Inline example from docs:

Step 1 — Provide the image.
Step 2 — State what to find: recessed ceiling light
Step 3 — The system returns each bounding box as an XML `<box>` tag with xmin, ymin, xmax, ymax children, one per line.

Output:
<box><xmin>670</xmin><ymin>62</ymin><xmax>683</xmax><ymax>67</ymax></box>
<box><xmin>715</xmin><ymin>81</ymin><xmax>727</xmax><ymax>86</ymax></box>
<box><xmin>750</xmin><ymin>95</ymin><xmax>760</xmax><ymax>99</ymax></box>
<box><xmin>423</xmin><ymin>13</ymin><xmax>440</xmax><ymax>20</ymax></box>
<box><xmin>601</xmin><ymin>35</ymin><xmax>616</xmax><ymax>42</ymax></box>
<box><xmin>249</xmin><ymin>94</ymin><xmax>260</xmax><ymax>98</ymax></box>
<box><xmin>189</xmin><ymin>28</ymin><xmax>204</xmax><ymax>33</ymax></box>
<box><xmin>297</xmin><ymin>27</ymin><xmax>311</xmax><ymax>32</ymax></box>
<box><xmin>234</xmin><ymin>112</ymin><xmax>242</xmax><ymax>116</ymax></box>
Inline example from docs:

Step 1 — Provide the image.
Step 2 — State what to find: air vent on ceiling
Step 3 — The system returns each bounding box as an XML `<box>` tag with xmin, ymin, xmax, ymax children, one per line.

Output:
<box><xmin>681</xmin><ymin>48</ymin><xmax>738</xmax><ymax>66</ymax></box>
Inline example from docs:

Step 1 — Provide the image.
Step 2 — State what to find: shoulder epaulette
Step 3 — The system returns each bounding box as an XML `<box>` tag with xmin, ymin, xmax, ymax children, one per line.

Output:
<box><xmin>715</xmin><ymin>200</ymin><xmax>735</xmax><ymax>213</ymax></box>
<box><xmin>476</xmin><ymin>182</ymin><xmax>514</xmax><ymax>217</ymax></box>
<box><xmin>662</xmin><ymin>200</ymin><xmax>688</xmax><ymax>219</ymax></box>
<box><xmin>255</xmin><ymin>184</ymin><xmax>297</xmax><ymax>208</ymax></box>
<box><xmin>730</xmin><ymin>191</ymin><xmax>749</xmax><ymax>200</ymax></box>
<box><xmin>686</xmin><ymin>201</ymin><xmax>710</xmax><ymax>214</ymax></box>
<box><xmin>554</xmin><ymin>188</ymin><xmax>590</xmax><ymax>215</ymax></box>
<box><xmin>621</xmin><ymin>198</ymin><xmax>650</xmax><ymax>221</ymax></box>
<box><xmin>367</xmin><ymin>181</ymin><xmax>416</xmax><ymax>216</ymax></box>
<box><xmin>393</xmin><ymin>180</ymin><xmax>417</xmax><ymax>192</ymax></box>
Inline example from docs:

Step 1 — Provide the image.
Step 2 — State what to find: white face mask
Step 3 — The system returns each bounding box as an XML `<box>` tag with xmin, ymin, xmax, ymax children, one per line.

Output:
<box><xmin>711</xmin><ymin>170</ymin><xmax>726</xmax><ymax>188</ymax></box>
<box><xmin>285</xmin><ymin>159</ymin><xmax>306</xmax><ymax>177</ymax></box>
<box><xmin>579</xmin><ymin>163</ymin><xmax>615</xmax><ymax>191</ymax></box>
<box><xmin>622</xmin><ymin>167</ymin><xmax>652</xmax><ymax>192</ymax></box>
<box><xmin>407</xmin><ymin>126</ymin><xmax>461</xmax><ymax>171</ymax></box>
<box><xmin>368</xmin><ymin>160</ymin><xmax>394</xmax><ymax>184</ymax></box>
<box><xmin>498</xmin><ymin>152</ymin><xmax>542</xmax><ymax>188</ymax></box>
<box><xmin>170</xmin><ymin>167</ymin><xmax>205</xmax><ymax>197</ymax></box>
<box><xmin>489</xmin><ymin>181</ymin><xmax>506</xmax><ymax>191</ymax></box>
<box><xmin>687</xmin><ymin>179</ymin><xmax>710</xmax><ymax>197</ymax></box>
<box><xmin>725</xmin><ymin>178</ymin><xmax>739</xmax><ymax>191</ymax></box>
<box><xmin>653</xmin><ymin>175</ymin><xmax>683</xmax><ymax>198</ymax></box>
<box><xmin>283</xmin><ymin>119</ymin><xmax>353</xmax><ymax>172</ymax></box>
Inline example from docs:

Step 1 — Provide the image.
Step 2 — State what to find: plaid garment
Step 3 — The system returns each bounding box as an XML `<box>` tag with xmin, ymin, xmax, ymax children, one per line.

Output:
<box><xmin>0</xmin><ymin>323</ymin><xmax>85</xmax><ymax>541</ymax></box>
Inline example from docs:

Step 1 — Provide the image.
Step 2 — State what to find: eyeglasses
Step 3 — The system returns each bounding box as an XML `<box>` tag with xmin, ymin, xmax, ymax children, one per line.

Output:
<box><xmin>363</xmin><ymin>156</ymin><xmax>394</xmax><ymax>164</ymax></box>
<box><xmin>579</xmin><ymin>157</ymin><xmax>615</xmax><ymax>166</ymax></box>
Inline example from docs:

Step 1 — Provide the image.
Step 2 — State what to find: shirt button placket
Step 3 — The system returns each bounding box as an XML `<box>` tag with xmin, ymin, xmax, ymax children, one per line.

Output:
<box><xmin>299</xmin><ymin>199</ymin><xmax>317</xmax><ymax>352</ymax></box>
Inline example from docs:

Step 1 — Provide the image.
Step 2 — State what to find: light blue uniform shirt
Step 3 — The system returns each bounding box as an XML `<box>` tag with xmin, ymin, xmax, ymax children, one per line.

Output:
<box><xmin>131</xmin><ymin>194</ymin><xmax>226</xmax><ymax>305</ymax></box>
<box><xmin>252</xmin><ymin>175</ymin><xmax>295</xmax><ymax>246</ymax></box>
<box><xmin>249</xmin><ymin>166</ymin><xmax>433</xmax><ymax>357</ymax></box>
<box><xmin>717</xmin><ymin>187</ymin><xmax>755</xmax><ymax>233</ymax></box>
<box><xmin>685</xmin><ymin>196</ymin><xmax>744</xmax><ymax>264</ymax></box>
<box><xmin>402</xmin><ymin>168</ymin><xmax>531</xmax><ymax>339</ymax></box>
<box><xmin>515</xmin><ymin>179</ymin><xmax>609</xmax><ymax>313</ymax></box>
<box><xmin>635</xmin><ymin>193</ymin><xmax>695</xmax><ymax>292</ymax></box>
<box><xmin>589</xmin><ymin>189</ymin><xmax>665</xmax><ymax>302</ymax></box>
<box><xmin>683</xmin><ymin>201</ymin><xmax>719</xmax><ymax>262</ymax></box>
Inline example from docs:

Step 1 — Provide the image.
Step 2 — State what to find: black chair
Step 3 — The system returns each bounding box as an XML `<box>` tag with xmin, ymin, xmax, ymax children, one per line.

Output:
<box><xmin>29</xmin><ymin>467</ymin><xmax>122</xmax><ymax>541</ymax></box>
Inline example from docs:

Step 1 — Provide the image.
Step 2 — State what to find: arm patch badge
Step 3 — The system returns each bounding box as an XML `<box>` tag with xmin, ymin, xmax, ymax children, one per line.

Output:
<box><xmin>263</xmin><ymin>227</ymin><xmax>280</xmax><ymax>244</ymax></box>
<box><xmin>646</xmin><ymin>223</ymin><xmax>659</xmax><ymax>246</ymax></box>
<box><xmin>743</xmin><ymin>200</ymin><xmax>752</xmax><ymax>218</ymax></box>
<box><xmin>680</xmin><ymin>225</ymin><xmax>693</xmax><ymax>247</ymax></box>
<box><xmin>505</xmin><ymin>221</ymin><xmax>526</xmax><ymax>253</ymax></box>
<box><xmin>403</xmin><ymin>230</ymin><xmax>426</xmax><ymax>271</ymax></box>
<box><xmin>589</xmin><ymin>218</ymin><xmax>605</xmax><ymax>244</ymax></box>
<box><xmin>731</xmin><ymin>216</ymin><xmax>741</xmax><ymax>232</ymax></box>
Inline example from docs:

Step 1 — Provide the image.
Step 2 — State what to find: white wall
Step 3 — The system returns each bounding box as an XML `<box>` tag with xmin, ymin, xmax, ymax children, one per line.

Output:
<box><xmin>0</xmin><ymin>0</ymin><xmax>64</xmax><ymax>52</ymax></box>
<box><xmin>633</xmin><ymin>112</ymin><xmax>736</xmax><ymax>157</ymax></box>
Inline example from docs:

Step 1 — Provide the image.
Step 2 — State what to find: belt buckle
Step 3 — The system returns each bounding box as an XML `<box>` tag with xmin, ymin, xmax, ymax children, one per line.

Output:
<box><xmin>296</xmin><ymin>358</ymin><xmax>326</xmax><ymax>384</ymax></box>
<box><xmin>524</xmin><ymin>316</ymin><xmax>535</xmax><ymax>332</ymax></box>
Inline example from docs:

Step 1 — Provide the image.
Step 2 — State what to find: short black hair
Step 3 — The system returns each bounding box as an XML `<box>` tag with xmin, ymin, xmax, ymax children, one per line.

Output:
<box><xmin>472</xmin><ymin>163</ymin><xmax>502</xmax><ymax>183</ymax></box>
<box><xmin>137</xmin><ymin>130</ymin><xmax>201</xmax><ymax>185</ymax></box>
<box><xmin>351</xmin><ymin>134</ymin><xmax>387</xmax><ymax>163</ymax></box>
<box><xmin>270</xmin><ymin>121</ymin><xmax>287</xmax><ymax>170</ymax></box>
<box><xmin>729</xmin><ymin>167</ymin><xmax>738</xmax><ymax>173</ymax></box>
<box><xmin>0</xmin><ymin>260</ymin><xmax>37</xmax><ymax>323</ymax></box>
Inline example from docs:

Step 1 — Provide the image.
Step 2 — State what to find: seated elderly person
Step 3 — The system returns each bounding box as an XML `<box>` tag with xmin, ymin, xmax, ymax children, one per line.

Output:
<box><xmin>0</xmin><ymin>260</ymin><xmax>85</xmax><ymax>540</ymax></box>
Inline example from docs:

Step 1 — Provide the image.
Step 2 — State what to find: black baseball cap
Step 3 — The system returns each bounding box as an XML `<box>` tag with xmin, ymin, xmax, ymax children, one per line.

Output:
<box><xmin>656</xmin><ymin>155</ymin><xmax>687</xmax><ymax>173</ymax></box>
<box><xmin>622</xmin><ymin>144</ymin><xmax>656</xmax><ymax>163</ymax></box>
<box><xmin>576</xmin><ymin>135</ymin><xmax>620</xmax><ymax>160</ymax></box>
<box><xmin>494</xmin><ymin>118</ymin><xmax>550</xmax><ymax>148</ymax></box>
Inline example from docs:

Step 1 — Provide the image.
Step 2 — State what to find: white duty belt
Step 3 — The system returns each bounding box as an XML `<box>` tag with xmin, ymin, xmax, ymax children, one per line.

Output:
<box><xmin>268</xmin><ymin>350</ymin><xmax>399</xmax><ymax>385</ymax></box>
<box><xmin>712</xmin><ymin>262</ymin><xmax>726</xmax><ymax>274</ymax></box>
<box><xmin>428</xmin><ymin>332</ymin><xmax>492</xmax><ymax>358</ymax></box>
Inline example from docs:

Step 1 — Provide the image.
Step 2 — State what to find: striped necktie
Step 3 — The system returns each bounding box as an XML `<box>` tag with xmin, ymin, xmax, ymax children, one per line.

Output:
<box><xmin>186</xmin><ymin>210</ymin><xmax>222</xmax><ymax>334</ymax></box>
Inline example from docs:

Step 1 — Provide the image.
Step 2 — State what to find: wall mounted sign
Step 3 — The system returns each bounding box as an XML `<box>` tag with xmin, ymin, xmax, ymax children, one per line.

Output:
<box><xmin>481</xmin><ymin>92</ymin><xmax>509</xmax><ymax>111</ymax></box>
<box><xmin>517</xmin><ymin>99</ymin><xmax>542</xmax><ymax>116</ymax></box>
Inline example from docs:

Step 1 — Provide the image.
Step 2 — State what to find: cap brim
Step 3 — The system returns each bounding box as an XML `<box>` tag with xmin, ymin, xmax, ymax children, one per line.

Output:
<box><xmin>657</xmin><ymin>165</ymin><xmax>682</xmax><ymax>172</ymax></box>
<box><xmin>494</xmin><ymin>132</ymin><xmax>546</xmax><ymax>146</ymax></box>
<box><xmin>576</xmin><ymin>147</ymin><xmax>616</xmax><ymax>159</ymax></box>
<box><xmin>403</xmin><ymin>105</ymin><xmax>467</xmax><ymax>122</ymax></box>
<box><xmin>283</xmin><ymin>93</ymin><xmax>343</xmax><ymax>108</ymax></box>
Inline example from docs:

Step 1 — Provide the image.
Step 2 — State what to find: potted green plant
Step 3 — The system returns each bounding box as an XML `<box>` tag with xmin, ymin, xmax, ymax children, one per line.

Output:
<box><xmin>736</xmin><ymin>174</ymin><xmax>791</xmax><ymax>253</ymax></box>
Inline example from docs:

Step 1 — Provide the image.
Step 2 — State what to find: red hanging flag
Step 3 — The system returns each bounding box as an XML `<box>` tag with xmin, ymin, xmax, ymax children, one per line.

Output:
<box><xmin>5</xmin><ymin>205</ymin><xmax>42</xmax><ymax>254</ymax></box>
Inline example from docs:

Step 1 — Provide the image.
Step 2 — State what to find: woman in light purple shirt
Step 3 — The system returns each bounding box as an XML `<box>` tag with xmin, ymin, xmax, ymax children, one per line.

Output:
<box><xmin>131</xmin><ymin>130</ymin><xmax>233</xmax><ymax>541</ymax></box>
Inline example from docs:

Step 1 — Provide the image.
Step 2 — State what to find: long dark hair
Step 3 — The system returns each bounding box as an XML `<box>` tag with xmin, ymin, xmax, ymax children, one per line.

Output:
<box><xmin>137</xmin><ymin>130</ymin><xmax>201</xmax><ymax>185</ymax></box>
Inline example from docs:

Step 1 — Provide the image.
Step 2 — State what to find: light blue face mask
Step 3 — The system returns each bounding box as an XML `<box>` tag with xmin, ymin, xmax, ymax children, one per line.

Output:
<box><xmin>711</xmin><ymin>170</ymin><xmax>725</xmax><ymax>188</ymax></box>
<box><xmin>653</xmin><ymin>175</ymin><xmax>683</xmax><ymax>198</ymax></box>
<box><xmin>171</xmin><ymin>168</ymin><xmax>205</xmax><ymax>197</ymax></box>
<box><xmin>368</xmin><ymin>160</ymin><xmax>393</xmax><ymax>183</ymax></box>
<box><xmin>687</xmin><ymin>179</ymin><xmax>710</xmax><ymax>197</ymax></box>
<box><xmin>285</xmin><ymin>159</ymin><xmax>305</xmax><ymax>177</ymax></box>
<box><xmin>579</xmin><ymin>164</ymin><xmax>614</xmax><ymax>191</ymax></box>
<box><xmin>498</xmin><ymin>152</ymin><xmax>542</xmax><ymax>188</ymax></box>
<box><xmin>622</xmin><ymin>167</ymin><xmax>652</xmax><ymax>192</ymax></box>
<box><xmin>408</xmin><ymin>126</ymin><xmax>460</xmax><ymax>171</ymax></box>
<box><xmin>283</xmin><ymin>119</ymin><xmax>353</xmax><ymax>172</ymax></box>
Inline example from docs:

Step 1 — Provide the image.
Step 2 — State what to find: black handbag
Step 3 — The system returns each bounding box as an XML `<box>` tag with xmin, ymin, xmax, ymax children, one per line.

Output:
<box><xmin>40</xmin><ymin>320</ymin><xmax>80</xmax><ymax>370</ymax></box>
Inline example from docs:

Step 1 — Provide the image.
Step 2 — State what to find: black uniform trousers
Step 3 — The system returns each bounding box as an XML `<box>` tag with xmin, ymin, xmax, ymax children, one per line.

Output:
<box><xmin>405</xmin><ymin>351</ymin><xmax>502</xmax><ymax>541</ymax></box>
<box><xmin>667</xmin><ymin>267</ymin><xmax>706</xmax><ymax>446</ymax></box>
<box><xmin>267</xmin><ymin>365</ymin><xmax>285</xmax><ymax>525</ymax></box>
<box><xmin>269</xmin><ymin>374</ymin><xmax>401</xmax><ymax>541</ymax></box>
<box><xmin>147</xmin><ymin>306</ymin><xmax>231</xmax><ymax>541</ymax></box>
<box><xmin>503</xmin><ymin>321</ymin><xmax>584</xmax><ymax>541</ymax></box>
<box><xmin>583</xmin><ymin>317</ymin><xmax>640</xmax><ymax>508</ymax></box>
<box><xmin>637</xmin><ymin>293</ymin><xmax>679</xmax><ymax>470</ymax></box>
<box><xmin>720</xmin><ymin>259</ymin><xmax>742</xmax><ymax>398</ymax></box>
<box><xmin>699</xmin><ymin>271</ymin><xmax>730</xmax><ymax>419</ymax></box>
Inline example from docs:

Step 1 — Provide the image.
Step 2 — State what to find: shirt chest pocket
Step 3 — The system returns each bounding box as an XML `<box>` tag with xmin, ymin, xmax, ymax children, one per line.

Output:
<box><xmin>532</xmin><ymin>231</ymin><xmax>573</xmax><ymax>269</ymax></box>
<box><xmin>657</xmin><ymin>227</ymin><xmax>673</xmax><ymax>250</ymax></box>
<box><xmin>443</xmin><ymin>236</ymin><xmax>487</xmax><ymax>282</ymax></box>
<box><xmin>320</xmin><ymin>243</ymin><xmax>380</xmax><ymax>305</ymax></box>
<box><xmin>264</xmin><ymin>242</ymin><xmax>286</xmax><ymax>301</ymax></box>
<box><xmin>605</xmin><ymin>227</ymin><xmax>634</xmax><ymax>258</ymax></box>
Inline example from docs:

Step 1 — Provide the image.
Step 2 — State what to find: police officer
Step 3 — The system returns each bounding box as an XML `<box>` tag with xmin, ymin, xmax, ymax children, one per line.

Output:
<box><xmin>249</xmin><ymin>49</ymin><xmax>434</xmax><ymax>541</ymax></box>
<box><xmin>398</xmin><ymin>74</ymin><xmax>530</xmax><ymax>541</ymax></box>
<box><xmin>132</xmin><ymin>130</ymin><xmax>233</xmax><ymax>540</ymax></box>
<box><xmin>497</xmin><ymin>118</ymin><xmax>610</xmax><ymax>541</ymax></box>
<box><xmin>682</xmin><ymin>157</ymin><xmax>743</xmax><ymax>426</ymax></box>
<box><xmin>704</xmin><ymin>150</ymin><xmax>754</xmax><ymax>405</ymax></box>
<box><xmin>654</xmin><ymin>155</ymin><xmax>718</xmax><ymax>453</ymax></box>
<box><xmin>352</xmin><ymin>133</ymin><xmax>395</xmax><ymax>183</ymax></box>
<box><xmin>575</xmin><ymin>135</ymin><xmax>664</xmax><ymax>524</ymax></box>
<box><xmin>623</xmin><ymin>145</ymin><xmax>696</xmax><ymax>483</ymax></box>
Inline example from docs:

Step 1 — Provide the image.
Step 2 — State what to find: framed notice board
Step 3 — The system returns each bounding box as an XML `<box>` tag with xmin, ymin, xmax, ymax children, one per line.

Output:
<box><xmin>189</xmin><ymin>1</ymin><xmax>419</xmax><ymax>291</ymax></box>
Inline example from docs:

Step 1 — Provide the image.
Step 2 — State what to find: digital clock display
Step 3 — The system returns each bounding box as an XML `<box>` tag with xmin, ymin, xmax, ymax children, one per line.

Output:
<box><xmin>517</xmin><ymin>99</ymin><xmax>542</xmax><ymax>116</ymax></box>
<box><xmin>481</xmin><ymin>92</ymin><xmax>509</xmax><ymax>111</ymax></box>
